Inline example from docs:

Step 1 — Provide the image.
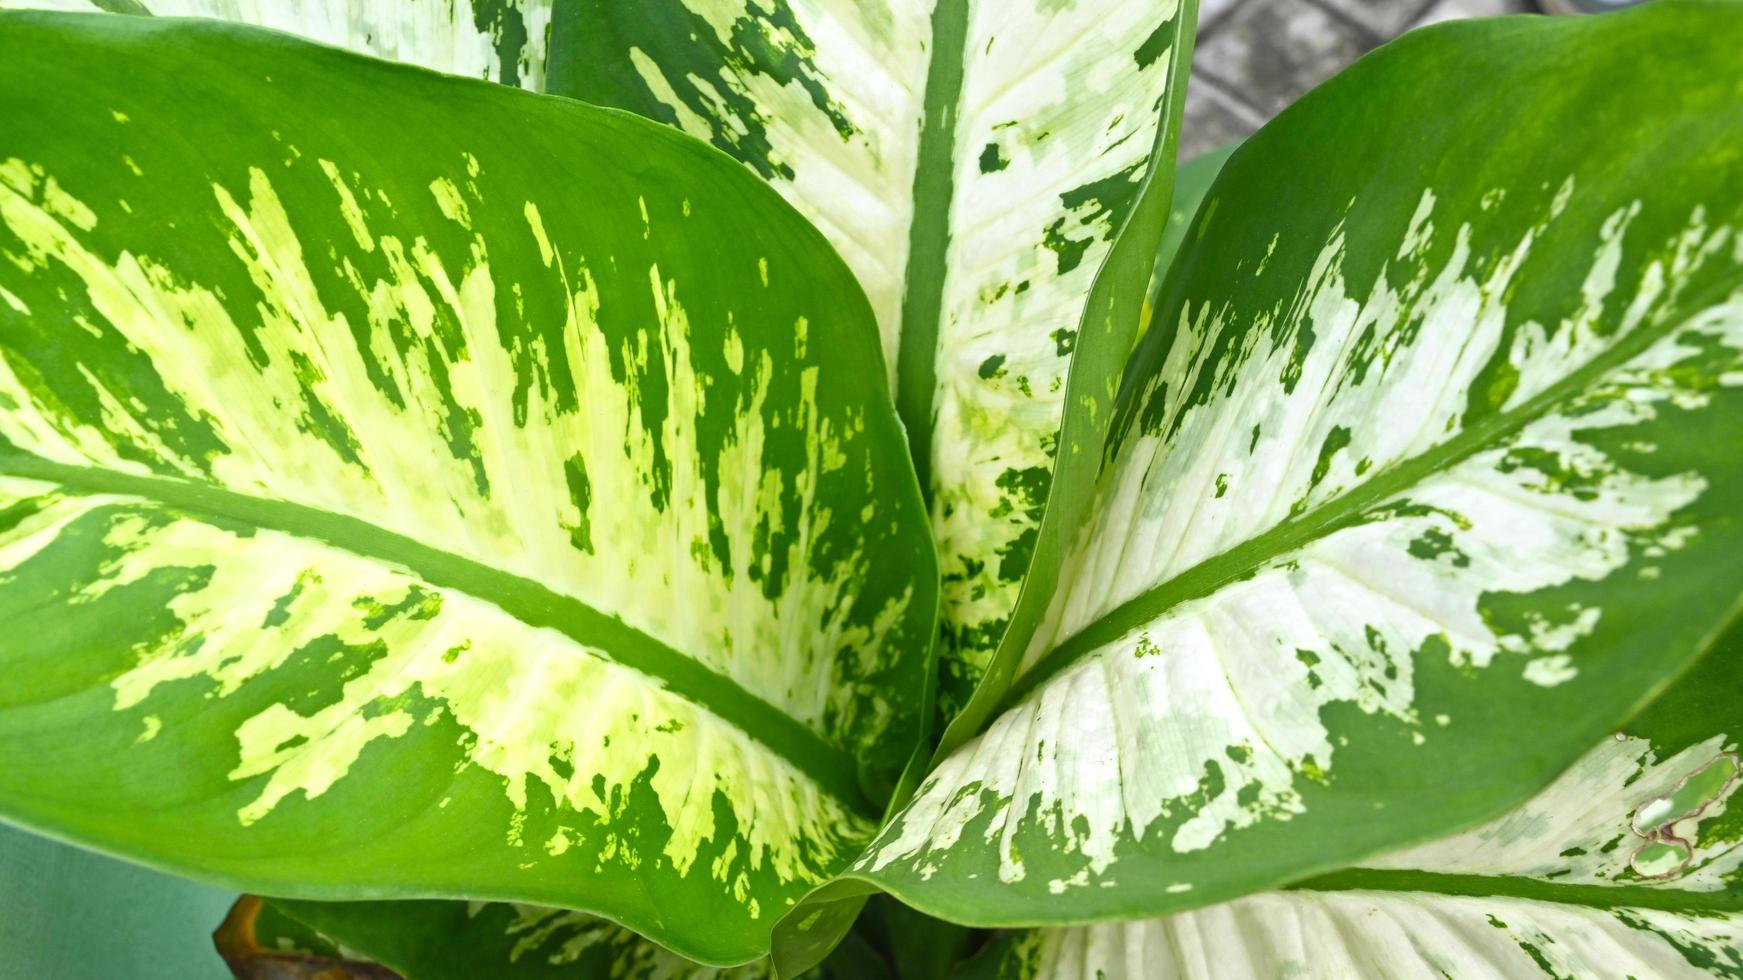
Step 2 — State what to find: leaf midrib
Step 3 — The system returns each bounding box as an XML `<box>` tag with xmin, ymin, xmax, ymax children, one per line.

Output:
<box><xmin>1008</xmin><ymin>294</ymin><xmax>1711</xmax><ymax>707</ymax></box>
<box><xmin>892</xmin><ymin>0</ymin><xmax>970</xmax><ymax>493</ymax></box>
<box><xmin>0</xmin><ymin>451</ymin><xmax>878</xmax><ymax>816</ymax></box>
<box><xmin>1293</xmin><ymin>867</ymin><xmax>1743</xmax><ymax>915</ymax></box>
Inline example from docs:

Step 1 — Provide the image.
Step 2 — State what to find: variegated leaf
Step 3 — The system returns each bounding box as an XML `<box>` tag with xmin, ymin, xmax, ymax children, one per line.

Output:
<box><xmin>0</xmin><ymin>0</ymin><xmax>553</xmax><ymax>88</ymax></box>
<box><xmin>547</xmin><ymin>0</ymin><xmax>1198</xmax><ymax>714</ymax></box>
<box><xmin>850</xmin><ymin>2</ymin><xmax>1743</xmax><ymax>925</ymax></box>
<box><xmin>960</xmin><ymin>895</ymin><xmax>1742</xmax><ymax>980</ymax></box>
<box><xmin>952</xmin><ymin>626</ymin><xmax>1743</xmax><ymax>979</ymax></box>
<box><xmin>1144</xmin><ymin>142</ymin><xmax>1235</xmax><ymax>343</ymax></box>
<box><xmin>0</xmin><ymin>12</ymin><xmax>935</xmax><ymax>965</ymax></box>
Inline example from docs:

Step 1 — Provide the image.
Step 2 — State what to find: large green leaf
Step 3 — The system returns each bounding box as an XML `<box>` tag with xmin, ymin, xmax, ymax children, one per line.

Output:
<box><xmin>955</xmin><ymin>627</ymin><xmax>1743</xmax><ymax>978</ymax></box>
<box><xmin>0</xmin><ymin>11</ymin><xmax>935</xmax><ymax>965</ymax></box>
<box><xmin>0</xmin><ymin>0</ymin><xmax>553</xmax><ymax>88</ymax></box>
<box><xmin>546</xmin><ymin>0</ymin><xmax>1197</xmax><ymax>714</ymax></box>
<box><xmin>850</xmin><ymin>1</ymin><xmax>1743</xmax><ymax>926</ymax></box>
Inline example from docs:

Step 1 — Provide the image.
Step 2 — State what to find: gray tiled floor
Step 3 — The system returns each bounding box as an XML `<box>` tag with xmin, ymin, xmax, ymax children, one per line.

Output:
<box><xmin>1182</xmin><ymin>0</ymin><xmax>1535</xmax><ymax>159</ymax></box>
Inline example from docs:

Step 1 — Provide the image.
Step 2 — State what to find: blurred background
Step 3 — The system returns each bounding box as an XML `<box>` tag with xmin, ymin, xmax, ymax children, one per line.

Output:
<box><xmin>1</xmin><ymin>822</ymin><xmax>235</xmax><ymax>978</ymax></box>
<box><xmin>1181</xmin><ymin>0</ymin><xmax>1533</xmax><ymax>158</ymax></box>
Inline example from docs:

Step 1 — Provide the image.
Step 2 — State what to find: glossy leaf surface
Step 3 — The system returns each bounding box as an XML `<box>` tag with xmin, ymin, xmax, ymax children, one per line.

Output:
<box><xmin>0</xmin><ymin>0</ymin><xmax>553</xmax><ymax>88</ymax></box>
<box><xmin>1146</xmin><ymin>142</ymin><xmax>1235</xmax><ymax>338</ymax></box>
<box><xmin>0</xmin><ymin>12</ymin><xmax>935</xmax><ymax>965</ymax></box>
<box><xmin>855</xmin><ymin>1</ymin><xmax>1743</xmax><ymax>926</ymax></box>
<box><xmin>960</xmin><ymin>626</ymin><xmax>1743</xmax><ymax>978</ymax></box>
<box><xmin>963</xmin><ymin>893</ymin><xmax>1741</xmax><ymax>980</ymax></box>
<box><xmin>547</xmin><ymin>0</ymin><xmax>1197</xmax><ymax>713</ymax></box>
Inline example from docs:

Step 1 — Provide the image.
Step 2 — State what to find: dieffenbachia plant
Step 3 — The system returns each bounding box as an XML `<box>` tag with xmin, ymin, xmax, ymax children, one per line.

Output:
<box><xmin>0</xmin><ymin>7</ymin><xmax>940</xmax><ymax>969</ymax></box>
<box><xmin>0</xmin><ymin>1</ymin><xmax>1740</xmax><ymax>977</ymax></box>
<box><xmin>851</xmin><ymin>0</ymin><xmax>1743</xmax><ymax>915</ymax></box>
<box><xmin>20</xmin><ymin>0</ymin><xmax>1197</xmax><ymax>718</ymax></box>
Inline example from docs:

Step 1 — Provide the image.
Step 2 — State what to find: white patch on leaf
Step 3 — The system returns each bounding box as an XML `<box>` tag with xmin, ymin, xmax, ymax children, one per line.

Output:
<box><xmin>931</xmin><ymin>0</ymin><xmax>1182</xmax><ymax>697</ymax></box>
<box><xmin>128</xmin><ymin>0</ymin><xmax>554</xmax><ymax>89</ymax></box>
<box><xmin>864</xmin><ymin>186</ymin><xmax>1743</xmax><ymax>886</ymax></box>
<box><xmin>0</xmin><ymin>158</ymin><xmax>905</xmax><ymax>738</ymax></box>
<box><xmin>1371</xmin><ymin>732</ymin><xmax>1743</xmax><ymax>891</ymax></box>
<box><xmin>984</xmin><ymin>893</ymin><xmax>1743</xmax><ymax>980</ymax></box>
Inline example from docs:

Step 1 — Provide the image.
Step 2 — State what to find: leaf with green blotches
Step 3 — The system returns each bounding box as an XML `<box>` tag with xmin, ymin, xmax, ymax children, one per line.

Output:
<box><xmin>546</xmin><ymin>0</ymin><xmax>1199</xmax><ymax>720</ymax></box>
<box><xmin>850</xmin><ymin>1</ymin><xmax>1743</xmax><ymax>929</ymax></box>
<box><xmin>1144</xmin><ymin>142</ymin><xmax>1237</xmax><ymax>341</ymax></box>
<box><xmin>956</xmin><ymin>624</ymin><xmax>1743</xmax><ymax>979</ymax></box>
<box><xmin>0</xmin><ymin>0</ymin><xmax>554</xmax><ymax>89</ymax></box>
<box><xmin>961</xmin><ymin>894</ymin><xmax>1743</xmax><ymax>980</ymax></box>
<box><xmin>0</xmin><ymin>11</ymin><xmax>936</xmax><ymax>966</ymax></box>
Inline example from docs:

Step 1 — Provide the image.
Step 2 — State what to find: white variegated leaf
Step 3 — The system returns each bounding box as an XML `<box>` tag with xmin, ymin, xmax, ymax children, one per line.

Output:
<box><xmin>550</xmin><ymin>0</ymin><xmax>1197</xmax><ymax>710</ymax></box>
<box><xmin>0</xmin><ymin>13</ymin><xmax>935</xmax><ymax>965</ymax></box>
<box><xmin>1369</xmin><ymin>737</ymin><xmax>1742</xmax><ymax>890</ymax></box>
<box><xmin>0</xmin><ymin>0</ymin><xmax>553</xmax><ymax>88</ymax></box>
<box><xmin>966</xmin><ymin>894</ymin><xmax>1742</xmax><ymax>980</ymax></box>
<box><xmin>850</xmin><ymin>3</ymin><xmax>1743</xmax><ymax>926</ymax></box>
<box><xmin>972</xmin><ymin>635</ymin><xmax>1743</xmax><ymax>979</ymax></box>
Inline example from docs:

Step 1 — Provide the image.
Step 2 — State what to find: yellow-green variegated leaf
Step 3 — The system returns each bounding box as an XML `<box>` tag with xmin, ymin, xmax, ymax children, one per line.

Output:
<box><xmin>850</xmin><ymin>2</ymin><xmax>1743</xmax><ymax>927</ymax></box>
<box><xmin>1349</xmin><ymin>646</ymin><xmax>1743</xmax><ymax>898</ymax></box>
<box><xmin>0</xmin><ymin>12</ymin><xmax>935</xmax><ymax>965</ymax></box>
<box><xmin>0</xmin><ymin>0</ymin><xmax>552</xmax><ymax>88</ymax></box>
<box><xmin>955</xmin><ymin>627</ymin><xmax>1743</xmax><ymax>979</ymax></box>
<box><xmin>548</xmin><ymin>0</ymin><xmax>1198</xmax><ymax>716</ymax></box>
